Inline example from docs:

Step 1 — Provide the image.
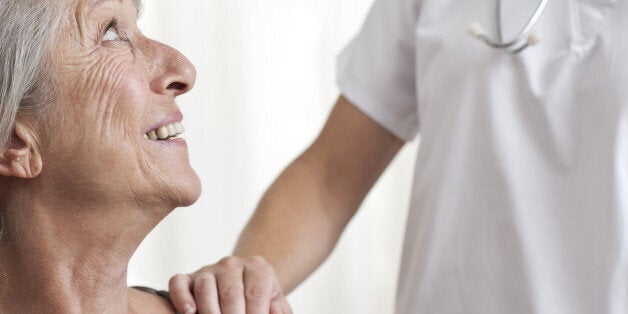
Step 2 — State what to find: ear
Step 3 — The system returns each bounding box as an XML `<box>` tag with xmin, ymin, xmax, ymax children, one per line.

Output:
<box><xmin>0</xmin><ymin>122</ymin><xmax>43</xmax><ymax>179</ymax></box>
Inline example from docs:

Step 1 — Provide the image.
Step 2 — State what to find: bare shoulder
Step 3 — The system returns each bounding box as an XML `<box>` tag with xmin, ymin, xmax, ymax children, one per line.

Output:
<box><xmin>128</xmin><ymin>287</ymin><xmax>175</xmax><ymax>314</ymax></box>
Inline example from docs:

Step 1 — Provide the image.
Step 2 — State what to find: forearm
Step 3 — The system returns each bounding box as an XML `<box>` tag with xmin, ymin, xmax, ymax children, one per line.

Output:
<box><xmin>234</xmin><ymin>96</ymin><xmax>404</xmax><ymax>293</ymax></box>
<box><xmin>234</xmin><ymin>153</ymin><xmax>353</xmax><ymax>293</ymax></box>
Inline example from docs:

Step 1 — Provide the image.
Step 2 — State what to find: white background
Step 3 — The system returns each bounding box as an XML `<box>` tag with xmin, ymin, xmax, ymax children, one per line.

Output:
<box><xmin>128</xmin><ymin>1</ymin><xmax>419</xmax><ymax>313</ymax></box>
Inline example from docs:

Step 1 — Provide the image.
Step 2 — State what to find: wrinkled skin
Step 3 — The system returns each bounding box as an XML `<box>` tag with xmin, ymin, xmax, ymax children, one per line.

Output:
<box><xmin>42</xmin><ymin>0</ymin><xmax>200</xmax><ymax>211</ymax></box>
<box><xmin>0</xmin><ymin>0</ymin><xmax>200</xmax><ymax>312</ymax></box>
<box><xmin>0</xmin><ymin>0</ymin><xmax>291</xmax><ymax>313</ymax></box>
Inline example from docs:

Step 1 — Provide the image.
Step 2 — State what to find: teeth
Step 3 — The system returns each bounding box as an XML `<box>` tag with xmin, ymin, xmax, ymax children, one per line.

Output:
<box><xmin>145</xmin><ymin>121</ymin><xmax>185</xmax><ymax>140</ymax></box>
<box><xmin>156</xmin><ymin>127</ymin><xmax>169</xmax><ymax>139</ymax></box>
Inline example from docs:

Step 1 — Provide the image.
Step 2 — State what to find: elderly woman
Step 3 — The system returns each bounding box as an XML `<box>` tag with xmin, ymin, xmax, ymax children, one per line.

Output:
<box><xmin>0</xmin><ymin>0</ymin><xmax>291</xmax><ymax>313</ymax></box>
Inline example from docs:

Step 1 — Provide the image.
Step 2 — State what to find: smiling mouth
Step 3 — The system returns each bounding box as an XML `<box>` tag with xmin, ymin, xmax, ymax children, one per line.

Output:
<box><xmin>143</xmin><ymin>122</ymin><xmax>185</xmax><ymax>141</ymax></box>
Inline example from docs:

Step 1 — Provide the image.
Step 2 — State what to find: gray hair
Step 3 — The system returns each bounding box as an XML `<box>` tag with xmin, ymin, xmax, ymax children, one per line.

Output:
<box><xmin>0</xmin><ymin>1</ymin><xmax>63</xmax><ymax>151</ymax></box>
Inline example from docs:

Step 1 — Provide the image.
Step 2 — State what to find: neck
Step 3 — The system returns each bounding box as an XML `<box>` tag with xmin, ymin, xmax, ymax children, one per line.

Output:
<box><xmin>0</xmin><ymin>187</ymin><xmax>169</xmax><ymax>314</ymax></box>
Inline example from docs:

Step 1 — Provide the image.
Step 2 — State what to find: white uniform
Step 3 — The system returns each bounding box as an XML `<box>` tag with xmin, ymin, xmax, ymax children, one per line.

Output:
<box><xmin>337</xmin><ymin>0</ymin><xmax>628</xmax><ymax>313</ymax></box>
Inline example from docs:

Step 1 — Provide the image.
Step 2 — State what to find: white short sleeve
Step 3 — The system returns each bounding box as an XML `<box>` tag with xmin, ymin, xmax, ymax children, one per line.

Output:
<box><xmin>337</xmin><ymin>0</ymin><xmax>420</xmax><ymax>141</ymax></box>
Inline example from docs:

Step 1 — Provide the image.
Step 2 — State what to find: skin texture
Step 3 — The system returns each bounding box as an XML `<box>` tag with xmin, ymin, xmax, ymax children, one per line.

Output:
<box><xmin>171</xmin><ymin>96</ymin><xmax>403</xmax><ymax>310</ymax></box>
<box><xmin>0</xmin><ymin>0</ymin><xmax>201</xmax><ymax>313</ymax></box>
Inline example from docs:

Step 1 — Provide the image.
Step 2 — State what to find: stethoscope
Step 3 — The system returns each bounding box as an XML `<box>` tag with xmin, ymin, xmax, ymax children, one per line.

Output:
<box><xmin>468</xmin><ymin>0</ymin><xmax>550</xmax><ymax>54</ymax></box>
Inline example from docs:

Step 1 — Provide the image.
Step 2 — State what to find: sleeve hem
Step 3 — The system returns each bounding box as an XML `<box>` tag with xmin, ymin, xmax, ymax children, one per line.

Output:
<box><xmin>337</xmin><ymin>72</ymin><xmax>419</xmax><ymax>142</ymax></box>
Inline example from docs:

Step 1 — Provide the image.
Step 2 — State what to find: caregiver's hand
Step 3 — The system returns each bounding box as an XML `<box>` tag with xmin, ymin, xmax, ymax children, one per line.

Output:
<box><xmin>169</xmin><ymin>256</ymin><xmax>293</xmax><ymax>314</ymax></box>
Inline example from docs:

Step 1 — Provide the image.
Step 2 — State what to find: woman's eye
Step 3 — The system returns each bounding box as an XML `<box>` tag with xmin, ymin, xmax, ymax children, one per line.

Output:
<box><xmin>103</xmin><ymin>27</ymin><xmax>122</xmax><ymax>42</ymax></box>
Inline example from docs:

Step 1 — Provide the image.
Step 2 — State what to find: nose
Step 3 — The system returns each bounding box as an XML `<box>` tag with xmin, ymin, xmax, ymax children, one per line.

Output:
<box><xmin>148</xmin><ymin>41</ymin><xmax>197</xmax><ymax>97</ymax></box>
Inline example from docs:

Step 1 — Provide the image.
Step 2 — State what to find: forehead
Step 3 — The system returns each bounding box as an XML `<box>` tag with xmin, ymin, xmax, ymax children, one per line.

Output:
<box><xmin>78</xmin><ymin>0</ymin><xmax>141</xmax><ymax>16</ymax></box>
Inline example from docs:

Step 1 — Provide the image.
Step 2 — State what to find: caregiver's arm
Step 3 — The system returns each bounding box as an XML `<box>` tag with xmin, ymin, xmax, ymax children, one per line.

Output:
<box><xmin>233</xmin><ymin>95</ymin><xmax>405</xmax><ymax>293</ymax></box>
<box><xmin>168</xmin><ymin>95</ymin><xmax>404</xmax><ymax>313</ymax></box>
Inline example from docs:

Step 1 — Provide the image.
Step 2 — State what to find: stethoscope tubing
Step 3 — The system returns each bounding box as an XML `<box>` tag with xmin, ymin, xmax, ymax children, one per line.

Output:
<box><xmin>471</xmin><ymin>0</ymin><xmax>550</xmax><ymax>53</ymax></box>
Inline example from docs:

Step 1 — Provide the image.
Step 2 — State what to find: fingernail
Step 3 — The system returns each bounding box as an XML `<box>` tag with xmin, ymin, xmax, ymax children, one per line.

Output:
<box><xmin>183</xmin><ymin>303</ymin><xmax>195</xmax><ymax>314</ymax></box>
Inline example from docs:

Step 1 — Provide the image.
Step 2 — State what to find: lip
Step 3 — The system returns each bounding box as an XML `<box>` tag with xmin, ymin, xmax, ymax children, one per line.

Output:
<box><xmin>142</xmin><ymin>110</ymin><xmax>187</xmax><ymax>147</ymax></box>
<box><xmin>150</xmin><ymin>137</ymin><xmax>187</xmax><ymax>147</ymax></box>
<box><xmin>143</xmin><ymin>110</ymin><xmax>184</xmax><ymax>135</ymax></box>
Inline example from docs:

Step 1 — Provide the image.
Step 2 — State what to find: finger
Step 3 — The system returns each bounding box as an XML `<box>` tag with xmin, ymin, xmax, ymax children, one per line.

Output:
<box><xmin>194</xmin><ymin>273</ymin><xmax>222</xmax><ymax>314</ymax></box>
<box><xmin>242</xmin><ymin>257</ymin><xmax>275</xmax><ymax>314</ymax></box>
<box><xmin>169</xmin><ymin>274</ymin><xmax>198</xmax><ymax>314</ymax></box>
<box><xmin>215</xmin><ymin>258</ymin><xmax>246</xmax><ymax>314</ymax></box>
<box><xmin>269</xmin><ymin>298</ymin><xmax>293</xmax><ymax>314</ymax></box>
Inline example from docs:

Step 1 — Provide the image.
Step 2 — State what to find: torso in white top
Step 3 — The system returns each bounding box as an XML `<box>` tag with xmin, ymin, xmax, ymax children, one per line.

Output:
<box><xmin>337</xmin><ymin>0</ymin><xmax>628</xmax><ymax>313</ymax></box>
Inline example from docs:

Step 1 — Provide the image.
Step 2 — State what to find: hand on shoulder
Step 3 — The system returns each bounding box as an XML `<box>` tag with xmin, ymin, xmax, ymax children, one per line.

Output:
<box><xmin>168</xmin><ymin>255</ymin><xmax>293</xmax><ymax>314</ymax></box>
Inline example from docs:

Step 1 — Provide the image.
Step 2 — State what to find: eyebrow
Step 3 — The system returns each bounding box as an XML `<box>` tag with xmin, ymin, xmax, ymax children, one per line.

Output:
<box><xmin>87</xmin><ymin>0</ymin><xmax>120</xmax><ymax>14</ymax></box>
<box><xmin>86</xmin><ymin>0</ymin><xmax>141</xmax><ymax>15</ymax></box>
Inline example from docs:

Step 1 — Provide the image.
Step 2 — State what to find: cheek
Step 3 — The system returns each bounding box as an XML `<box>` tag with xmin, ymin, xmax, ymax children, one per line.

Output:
<box><xmin>60</xmin><ymin>49</ymin><xmax>145</xmax><ymax>140</ymax></box>
<box><xmin>41</xmin><ymin>51</ymin><xmax>150</xmax><ymax>196</ymax></box>
<box><xmin>91</xmin><ymin>57</ymin><xmax>143</xmax><ymax>137</ymax></box>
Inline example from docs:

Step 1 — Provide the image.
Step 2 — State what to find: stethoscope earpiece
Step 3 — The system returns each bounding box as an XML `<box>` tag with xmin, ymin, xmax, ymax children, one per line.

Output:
<box><xmin>526</xmin><ymin>32</ymin><xmax>541</xmax><ymax>46</ymax></box>
<box><xmin>467</xmin><ymin>22</ymin><xmax>486</xmax><ymax>39</ymax></box>
<box><xmin>468</xmin><ymin>0</ymin><xmax>549</xmax><ymax>54</ymax></box>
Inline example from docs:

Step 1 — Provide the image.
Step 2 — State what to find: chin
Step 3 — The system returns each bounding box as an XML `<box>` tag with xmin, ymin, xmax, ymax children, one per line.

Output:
<box><xmin>180</xmin><ymin>177</ymin><xmax>202</xmax><ymax>207</ymax></box>
<box><xmin>171</xmin><ymin>169</ymin><xmax>202</xmax><ymax>207</ymax></box>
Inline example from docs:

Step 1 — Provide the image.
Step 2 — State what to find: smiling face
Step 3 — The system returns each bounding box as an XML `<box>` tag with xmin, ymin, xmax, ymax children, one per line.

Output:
<box><xmin>37</xmin><ymin>0</ymin><xmax>201</xmax><ymax>211</ymax></box>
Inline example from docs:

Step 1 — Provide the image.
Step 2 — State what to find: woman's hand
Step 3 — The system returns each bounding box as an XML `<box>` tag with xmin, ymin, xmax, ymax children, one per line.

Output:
<box><xmin>168</xmin><ymin>256</ymin><xmax>293</xmax><ymax>314</ymax></box>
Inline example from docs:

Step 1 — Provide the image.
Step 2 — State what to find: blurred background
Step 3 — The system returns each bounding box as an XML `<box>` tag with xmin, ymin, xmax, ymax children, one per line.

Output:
<box><xmin>128</xmin><ymin>0</ymin><xmax>419</xmax><ymax>313</ymax></box>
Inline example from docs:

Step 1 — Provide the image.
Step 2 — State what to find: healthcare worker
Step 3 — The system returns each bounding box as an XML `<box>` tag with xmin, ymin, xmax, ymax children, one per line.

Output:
<box><xmin>169</xmin><ymin>0</ymin><xmax>628</xmax><ymax>313</ymax></box>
